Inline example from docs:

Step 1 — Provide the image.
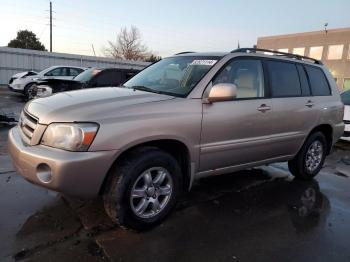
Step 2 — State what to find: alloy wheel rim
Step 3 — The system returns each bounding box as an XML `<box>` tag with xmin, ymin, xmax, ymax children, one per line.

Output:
<box><xmin>130</xmin><ymin>167</ymin><xmax>173</xmax><ymax>219</ymax></box>
<box><xmin>305</xmin><ymin>140</ymin><xmax>323</xmax><ymax>173</ymax></box>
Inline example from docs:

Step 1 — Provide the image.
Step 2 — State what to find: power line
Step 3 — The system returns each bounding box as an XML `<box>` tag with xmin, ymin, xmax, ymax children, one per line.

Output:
<box><xmin>38</xmin><ymin>24</ymin><xmax>48</xmax><ymax>40</ymax></box>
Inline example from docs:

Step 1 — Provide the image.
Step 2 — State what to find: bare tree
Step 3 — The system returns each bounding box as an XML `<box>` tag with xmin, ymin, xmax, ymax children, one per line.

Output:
<box><xmin>105</xmin><ymin>26</ymin><xmax>149</xmax><ymax>61</ymax></box>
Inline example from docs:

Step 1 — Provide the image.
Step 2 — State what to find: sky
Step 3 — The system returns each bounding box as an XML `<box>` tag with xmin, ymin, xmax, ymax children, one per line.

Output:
<box><xmin>0</xmin><ymin>0</ymin><xmax>349</xmax><ymax>57</ymax></box>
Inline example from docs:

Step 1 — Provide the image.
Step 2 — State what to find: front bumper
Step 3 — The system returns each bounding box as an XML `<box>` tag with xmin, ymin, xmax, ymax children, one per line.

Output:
<box><xmin>8</xmin><ymin>126</ymin><xmax>118</xmax><ymax>198</ymax></box>
<box><xmin>7</xmin><ymin>84</ymin><xmax>24</xmax><ymax>93</ymax></box>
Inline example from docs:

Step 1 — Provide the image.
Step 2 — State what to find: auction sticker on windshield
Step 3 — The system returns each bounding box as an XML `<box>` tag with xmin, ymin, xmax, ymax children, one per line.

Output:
<box><xmin>190</xmin><ymin>60</ymin><xmax>217</xmax><ymax>66</ymax></box>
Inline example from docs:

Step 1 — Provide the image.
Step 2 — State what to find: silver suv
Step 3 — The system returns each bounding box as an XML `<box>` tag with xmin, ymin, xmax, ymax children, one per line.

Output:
<box><xmin>8</xmin><ymin>48</ymin><xmax>345</xmax><ymax>230</ymax></box>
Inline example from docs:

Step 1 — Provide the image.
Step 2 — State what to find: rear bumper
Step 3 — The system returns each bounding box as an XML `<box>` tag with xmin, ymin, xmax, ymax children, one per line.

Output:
<box><xmin>341</xmin><ymin>123</ymin><xmax>350</xmax><ymax>140</ymax></box>
<box><xmin>333</xmin><ymin>122</ymin><xmax>345</xmax><ymax>143</ymax></box>
<box><xmin>8</xmin><ymin>126</ymin><xmax>118</xmax><ymax>198</ymax></box>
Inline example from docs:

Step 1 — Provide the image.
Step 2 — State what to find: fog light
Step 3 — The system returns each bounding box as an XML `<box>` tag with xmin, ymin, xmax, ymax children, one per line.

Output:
<box><xmin>36</xmin><ymin>163</ymin><xmax>52</xmax><ymax>183</ymax></box>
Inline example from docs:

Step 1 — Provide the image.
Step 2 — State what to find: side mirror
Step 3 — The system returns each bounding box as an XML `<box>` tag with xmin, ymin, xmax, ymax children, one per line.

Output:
<box><xmin>206</xmin><ymin>83</ymin><xmax>237</xmax><ymax>103</ymax></box>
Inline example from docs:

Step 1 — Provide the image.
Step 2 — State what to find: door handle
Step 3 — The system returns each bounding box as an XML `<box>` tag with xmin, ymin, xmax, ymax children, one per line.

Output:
<box><xmin>257</xmin><ymin>104</ymin><xmax>271</xmax><ymax>112</ymax></box>
<box><xmin>305</xmin><ymin>100</ymin><xmax>314</xmax><ymax>108</ymax></box>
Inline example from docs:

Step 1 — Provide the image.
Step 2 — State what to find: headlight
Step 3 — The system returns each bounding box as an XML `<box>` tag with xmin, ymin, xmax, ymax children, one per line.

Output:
<box><xmin>41</xmin><ymin>123</ymin><xmax>99</xmax><ymax>151</ymax></box>
<box><xmin>33</xmin><ymin>77</ymin><xmax>40</xmax><ymax>81</ymax></box>
<box><xmin>36</xmin><ymin>85</ymin><xmax>53</xmax><ymax>97</ymax></box>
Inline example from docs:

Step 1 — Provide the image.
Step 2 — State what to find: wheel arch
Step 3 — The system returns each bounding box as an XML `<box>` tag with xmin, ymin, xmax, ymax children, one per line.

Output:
<box><xmin>24</xmin><ymin>81</ymin><xmax>35</xmax><ymax>89</ymax></box>
<box><xmin>305</xmin><ymin>124</ymin><xmax>333</xmax><ymax>155</ymax></box>
<box><xmin>99</xmin><ymin>139</ymin><xmax>193</xmax><ymax>195</ymax></box>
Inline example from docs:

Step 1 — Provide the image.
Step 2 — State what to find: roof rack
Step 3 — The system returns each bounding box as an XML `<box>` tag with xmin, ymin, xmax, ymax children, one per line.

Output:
<box><xmin>174</xmin><ymin>51</ymin><xmax>196</xmax><ymax>55</ymax></box>
<box><xmin>231</xmin><ymin>48</ymin><xmax>323</xmax><ymax>65</ymax></box>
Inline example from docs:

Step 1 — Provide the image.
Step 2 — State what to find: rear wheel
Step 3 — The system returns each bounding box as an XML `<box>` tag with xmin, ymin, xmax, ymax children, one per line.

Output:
<box><xmin>288</xmin><ymin>132</ymin><xmax>327</xmax><ymax>180</ymax></box>
<box><xmin>103</xmin><ymin>147</ymin><xmax>181</xmax><ymax>230</ymax></box>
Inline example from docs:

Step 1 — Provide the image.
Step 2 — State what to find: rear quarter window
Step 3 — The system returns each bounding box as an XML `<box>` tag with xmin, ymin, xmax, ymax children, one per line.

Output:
<box><xmin>296</xmin><ymin>65</ymin><xmax>311</xmax><ymax>96</ymax></box>
<box><xmin>305</xmin><ymin>66</ymin><xmax>331</xmax><ymax>96</ymax></box>
<box><xmin>266</xmin><ymin>60</ymin><xmax>301</xmax><ymax>97</ymax></box>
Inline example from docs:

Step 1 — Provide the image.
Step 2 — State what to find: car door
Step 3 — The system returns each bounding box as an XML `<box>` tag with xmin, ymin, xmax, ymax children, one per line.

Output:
<box><xmin>200</xmin><ymin>58</ymin><xmax>274</xmax><ymax>172</ymax></box>
<box><xmin>44</xmin><ymin>67</ymin><xmax>68</xmax><ymax>80</ymax></box>
<box><xmin>265</xmin><ymin>60</ymin><xmax>318</xmax><ymax>157</ymax></box>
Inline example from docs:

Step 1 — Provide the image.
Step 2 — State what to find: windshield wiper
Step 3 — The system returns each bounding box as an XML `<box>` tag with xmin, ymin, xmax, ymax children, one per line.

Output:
<box><xmin>131</xmin><ymin>85</ymin><xmax>162</xmax><ymax>94</ymax></box>
<box><xmin>128</xmin><ymin>85</ymin><xmax>181</xmax><ymax>97</ymax></box>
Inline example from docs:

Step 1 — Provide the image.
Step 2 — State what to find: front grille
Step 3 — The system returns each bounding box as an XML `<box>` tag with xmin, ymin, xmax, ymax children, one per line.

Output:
<box><xmin>344</xmin><ymin>120</ymin><xmax>350</xmax><ymax>125</ymax></box>
<box><xmin>19</xmin><ymin>110</ymin><xmax>38</xmax><ymax>143</ymax></box>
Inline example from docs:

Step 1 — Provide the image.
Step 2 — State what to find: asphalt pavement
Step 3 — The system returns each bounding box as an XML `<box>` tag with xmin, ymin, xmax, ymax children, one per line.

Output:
<box><xmin>1</xmin><ymin>87</ymin><xmax>350</xmax><ymax>262</ymax></box>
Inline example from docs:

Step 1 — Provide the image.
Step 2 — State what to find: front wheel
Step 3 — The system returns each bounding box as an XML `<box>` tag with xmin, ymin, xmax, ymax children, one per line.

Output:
<box><xmin>288</xmin><ymin>132</ymin><xmax>327</xmax><ymax>180</ymax></box>
<box><xmin>103</xmin><ymin>147</ymin><xmax>181</xmax><ymax>230</ymax></box>
<box><xmin>24</xmin><ymin>83</ymin><xmax>35</xmax><ymax>98</ymax></box>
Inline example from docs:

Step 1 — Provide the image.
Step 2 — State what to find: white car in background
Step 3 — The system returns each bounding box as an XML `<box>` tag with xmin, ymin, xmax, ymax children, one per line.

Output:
<box><xmin>8</xmin><ymin>66</ymin><xmax>85</xmax><ymax>97</ymax></box>
<box><xmin>341</xmin><ymin>90</ymin><xmax>350</xmax><ymax>141</ymax></box>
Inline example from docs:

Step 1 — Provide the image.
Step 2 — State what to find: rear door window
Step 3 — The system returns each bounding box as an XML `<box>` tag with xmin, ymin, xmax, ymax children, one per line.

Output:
<box><xmin>266</xmin><ymin>60</ymin><xmax>301</xmax><ymax>97</ymax></box>
<box><xmin>304</xmin><ymin>66</ymin><xmax>331</xmax><ymax>96</ymax></box>
<box><xmin>69</xmin><ymin>68</ymin><xmax>83</xmax><ymax>77</ymax></box>
<box><xmin>62</xmin><ymin>68</ymin><xmax>70</xmax><ymax>76</ymax></box>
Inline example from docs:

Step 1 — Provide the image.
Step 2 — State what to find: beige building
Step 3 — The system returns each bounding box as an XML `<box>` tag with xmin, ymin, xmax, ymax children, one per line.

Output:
<box><xmin>257</xmin><ymin>27</ymin><xmax>350</xmax><ymax>92</ymax></box>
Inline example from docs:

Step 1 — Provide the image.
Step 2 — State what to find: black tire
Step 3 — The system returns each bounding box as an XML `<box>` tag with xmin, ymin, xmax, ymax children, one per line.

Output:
<box><xmin>24</xmin><ymin>83</ymin><xmax>35</xmax><ymax>98</ymax></box>
<box><xmin>103</xmin><ymin>147</ymin><xmax>181</xmax><ymax>230</ymax></box>
<box><xmin>288</xmin><ymin>132</ymin><xmax>327</xmax><ymax>180</ymax></box>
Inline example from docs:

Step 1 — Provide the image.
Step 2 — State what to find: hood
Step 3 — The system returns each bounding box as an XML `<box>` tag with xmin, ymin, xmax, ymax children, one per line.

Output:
<box><xmin>26</xmin><ymin>87</ymin><xmax>174</xmax><ymax>124</ymax></box>
<box><xmin>12</xmin><ymin>71</ymin><xmax>38</xmax><ymax>79</ymax></box>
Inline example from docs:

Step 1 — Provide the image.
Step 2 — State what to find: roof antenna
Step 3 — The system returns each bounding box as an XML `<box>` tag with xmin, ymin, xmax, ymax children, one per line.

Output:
<box><xmin>237</xmin><ymin>40</ymin><xmax>240</xmax><ymax>49</ymax></box>
<box><xmin>324</xmin><ymin>23</ymin><xmax>328</xmax><ymax>34</ymax></box>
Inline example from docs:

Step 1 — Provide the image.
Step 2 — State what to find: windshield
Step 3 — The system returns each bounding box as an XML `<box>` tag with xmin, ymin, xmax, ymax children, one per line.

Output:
<box><xmin>341</xmin><ymin>90</ymin><xmax>350</xmax><ymax>105</ymax></box>
<box><xmin>39</xmin><ymin>66</ymin><xmax>55</xmax><ymax>75</ymax></box>
<box><xmin>74</xmin><ymin>68</ymin><xmax>101</xmax><ymax>83</ymax></box>
<box><xmin>124</xmin><ymin>56</ymin><xmax>220</xmax><ymax>97</ymax></box>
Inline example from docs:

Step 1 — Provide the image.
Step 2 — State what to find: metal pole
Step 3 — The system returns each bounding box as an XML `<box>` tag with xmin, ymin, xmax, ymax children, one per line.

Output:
<box><xmin>50</xmin><ymin>1</ymin><xmax>52</xmax><ymax>52</ymax></box>
<box><xmin>92</xmin><ymin>44</ymin><xmax>96</xmax><ymax>56</ymax></box>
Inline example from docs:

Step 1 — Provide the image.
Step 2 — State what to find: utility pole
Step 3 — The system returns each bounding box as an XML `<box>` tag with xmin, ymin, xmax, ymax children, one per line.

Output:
<box><xmin>50</xmin><ymin>1</ymin><xmax>52</xmax><ymax>52</ymax></box>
